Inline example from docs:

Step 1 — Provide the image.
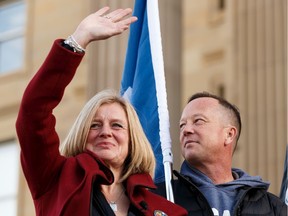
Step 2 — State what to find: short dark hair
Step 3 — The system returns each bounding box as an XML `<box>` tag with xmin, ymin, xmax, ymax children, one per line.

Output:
<box><xmin>188</xmin><ymin>92</ymin><xmax>242</xmax><ymax>146</ymax></box>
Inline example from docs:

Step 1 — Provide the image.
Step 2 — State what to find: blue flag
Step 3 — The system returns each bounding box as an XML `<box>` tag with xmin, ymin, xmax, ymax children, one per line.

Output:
<box><xmin>120</xmin><ymin>0</ymin><xmax>169</xmax><ymax>183</ymax></box>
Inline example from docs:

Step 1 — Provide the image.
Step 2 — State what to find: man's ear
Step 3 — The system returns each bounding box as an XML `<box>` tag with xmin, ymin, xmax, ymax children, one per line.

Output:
<box><xmin>224</xmin><ymin>126</ymin><xmax>237</xmax><ymax>146</ymax></box>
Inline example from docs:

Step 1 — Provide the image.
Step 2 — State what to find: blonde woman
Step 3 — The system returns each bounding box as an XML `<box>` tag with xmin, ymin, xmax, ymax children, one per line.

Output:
<box><xmin>16</xmin><ymin>6</ymin><xmax>187</xmax><ymax>216</ymax></box>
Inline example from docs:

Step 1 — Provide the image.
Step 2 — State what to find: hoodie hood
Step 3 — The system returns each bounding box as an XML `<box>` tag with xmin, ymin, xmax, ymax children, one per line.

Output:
<box><xmin>180</xmin><ymin>160</ymin><xmax>270</xmax><ymax>190</ymax></box>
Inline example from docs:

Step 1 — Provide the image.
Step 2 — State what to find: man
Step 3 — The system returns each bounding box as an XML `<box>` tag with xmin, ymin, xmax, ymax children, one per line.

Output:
<box><xmin>155</xmin><ymin>92</ymin><xmax>287</xmax><ymax>215</ymax></box>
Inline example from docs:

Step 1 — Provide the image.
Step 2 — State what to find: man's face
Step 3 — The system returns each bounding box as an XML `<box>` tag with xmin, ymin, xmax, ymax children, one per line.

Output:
<box><xmin>179</xmin><ymin>97</ymin><xmax>229</xmax><ymax>166</ymax></box>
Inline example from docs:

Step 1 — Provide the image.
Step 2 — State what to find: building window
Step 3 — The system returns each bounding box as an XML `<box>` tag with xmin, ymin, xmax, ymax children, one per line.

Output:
<box><xmin>0</xmin><ymin>140</ymin><xmax>19</xmax><ymax>216</ymax></box>
<box><xmin>0</xmin><ymin>0</ymin><xmax>26</xmax><ymax>75</ymax></box>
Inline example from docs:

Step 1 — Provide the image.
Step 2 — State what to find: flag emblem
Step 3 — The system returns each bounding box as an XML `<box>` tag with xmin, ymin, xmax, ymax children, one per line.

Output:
<box><xmin>154</xmin><ymin>210</ymin><xmax>168</xmax><ymax>216</ymax></box>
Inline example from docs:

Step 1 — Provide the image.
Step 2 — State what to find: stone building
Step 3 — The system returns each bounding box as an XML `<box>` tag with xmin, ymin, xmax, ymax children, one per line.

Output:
<box><xmin>0</xmin><ymin>0</ymin><xmax>286</xmax><ymax>215</ymax></box>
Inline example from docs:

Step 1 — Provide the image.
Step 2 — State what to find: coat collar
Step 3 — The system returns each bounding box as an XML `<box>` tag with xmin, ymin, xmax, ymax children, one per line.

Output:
<box><xmin>79</xmin><ymin>150</ymin><xmax>114</xmax><ymax>184</ymax></box>
<box><xmin>125</xmin><ymin>173</ymin><xmax>156</xmax><ymax>195</ymax></box>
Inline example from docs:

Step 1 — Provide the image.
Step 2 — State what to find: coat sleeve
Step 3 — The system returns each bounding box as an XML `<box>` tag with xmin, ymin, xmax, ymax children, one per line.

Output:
<box><xmin>268</xmin><ymin>192</ymin><xmax>287</xmax><ymax>216</ymax></box>
<box><xmin>15</xmin><ymin>39</ymin><xmax>84</xmax><ymax>199</ymax></box>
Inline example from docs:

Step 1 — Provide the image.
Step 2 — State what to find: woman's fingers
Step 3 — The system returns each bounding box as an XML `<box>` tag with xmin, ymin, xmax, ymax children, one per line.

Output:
<box><xmin>103</xmin><ymin>8</ymin><xmax>133</xmax><ymax>23</ymax></box>
<box><xmin>72</xmin><ymin>6</ymin><xmax>137</xmax><ymax>48</ymax></box>
<box><xmin>94</xmin><ymin>6</ymin><xmax>110</xmax><ymax>17</ymax></box>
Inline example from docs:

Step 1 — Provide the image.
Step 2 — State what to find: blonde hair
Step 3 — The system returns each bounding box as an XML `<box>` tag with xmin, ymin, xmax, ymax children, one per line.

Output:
<box><xmin>59</xmin><ymin>89</ymin><xmax>155</xmax><ymax>181</ymax></box>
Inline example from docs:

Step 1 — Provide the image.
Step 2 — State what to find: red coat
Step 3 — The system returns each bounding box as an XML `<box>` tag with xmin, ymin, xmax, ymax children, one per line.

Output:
<box><xmin>16</xmin><ymin>39</ymin><xmax>188</xmax><ymax>216</ymax></box>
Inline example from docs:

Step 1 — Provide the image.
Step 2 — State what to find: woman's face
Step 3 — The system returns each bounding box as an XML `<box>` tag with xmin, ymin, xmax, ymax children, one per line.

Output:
<box><xmin>86</xmin><ymin>102</ymin><xmax>130</xmax><ymax>169</ymax></box>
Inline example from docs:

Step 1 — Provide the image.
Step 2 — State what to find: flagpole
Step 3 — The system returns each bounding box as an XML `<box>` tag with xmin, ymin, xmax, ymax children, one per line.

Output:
<box><xmin>147</xmin><ymin>0</ymin><xmax>174</xmax><ymax>202</ymax></box>
<box><xmin>163</xmin><ymin>149</ymin><xmax>174</xmax><ymax>202</ymax></box>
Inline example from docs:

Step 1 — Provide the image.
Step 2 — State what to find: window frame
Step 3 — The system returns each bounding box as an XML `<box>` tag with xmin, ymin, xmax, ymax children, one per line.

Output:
<box><xmin>0</xmin><ymin>139</ymin><xmax>19</xmax><ymax>216</ymax></box>
<box><xmin>0</xmin><ymin>0</ymin><xmax>26</xmax><ymax>75</ymax></box>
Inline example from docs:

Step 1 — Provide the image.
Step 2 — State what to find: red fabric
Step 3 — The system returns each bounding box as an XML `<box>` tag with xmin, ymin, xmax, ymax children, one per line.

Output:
<box><xmin>16</xmin><ymin>39</ymin><xmax>187</xmax><ymax>216</ymax></box>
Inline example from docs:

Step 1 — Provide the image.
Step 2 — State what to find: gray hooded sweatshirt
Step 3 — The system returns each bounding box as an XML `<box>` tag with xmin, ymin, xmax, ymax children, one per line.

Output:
<box><xmin>181</xmin><ymin>160</ymin><xmax>270</xmax><ymax>216</ymax></box>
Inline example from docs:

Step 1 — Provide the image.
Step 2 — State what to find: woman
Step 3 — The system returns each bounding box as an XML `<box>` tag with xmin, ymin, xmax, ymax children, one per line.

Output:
<box><xmin>16</xmin><ymin>6</ymin><xmax>187</xmax><ymax>216</ymax></box>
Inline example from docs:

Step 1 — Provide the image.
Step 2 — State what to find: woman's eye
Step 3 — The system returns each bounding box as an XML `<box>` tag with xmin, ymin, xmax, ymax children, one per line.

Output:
<box><xmin>90</xmin><ymin>123</ymin><xmax>101</xmax><ymax>129</ymax></box>
<box><xmin>112</xmin><ymin>123</ymin><xmax>123</xmax><ymax>128</ymax></box>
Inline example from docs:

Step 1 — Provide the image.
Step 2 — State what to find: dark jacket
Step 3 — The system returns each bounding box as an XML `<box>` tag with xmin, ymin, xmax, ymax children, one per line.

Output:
<box><xmin>16</xmin><ymin>40</ymin><xmax>188</xmax><ymax>216</ymax></box>
<box><xmin>155</xmin><ymin>170</ymin><xmax>287</xmax><ymax>216</ymax></box>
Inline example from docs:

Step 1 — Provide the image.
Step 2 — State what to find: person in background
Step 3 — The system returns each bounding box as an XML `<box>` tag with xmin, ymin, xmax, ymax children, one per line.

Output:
<box><xmin>16</xmin><ymin>6</ymin><xmax>187</xmax><ymax>216</ymax></box>
<box><xmin>280</xmin><ymin>145</ymin><xmax>288</xmax><ymax>205</ymax></box>
<box><xmin>155</xmin><ymin>92</ymin><xmax>287</xmax><ymax>215</ymax></box>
